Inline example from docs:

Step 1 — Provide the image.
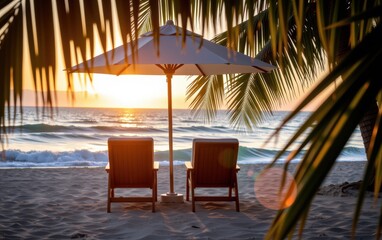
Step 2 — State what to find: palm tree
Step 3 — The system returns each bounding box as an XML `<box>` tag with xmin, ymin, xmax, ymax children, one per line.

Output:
<box><xmin>0</xmin><ymin>0</ymin><xmax>161</xmax><ymax>141</ymax></box>
<box><xmin>191</xmin><ymin>1</ymin><xmax>382</xmax><ymax>238</ymax></box>
<box><xmin>1</xmin><ymin>0</ymin><xmax>381</xmax><ymax>239</ymax></box>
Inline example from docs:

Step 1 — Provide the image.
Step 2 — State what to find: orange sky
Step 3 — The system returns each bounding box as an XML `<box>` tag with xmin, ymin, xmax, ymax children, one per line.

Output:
<box><xmin>21</xmin><ymin>58</ymin><xmax>326</xmax><ymax>111</ymax></box>
<box><xmin>21</xmin><ymin>77</ymin><xmax>323</xmax><ymax>111</ymax></box>
<box><xmin>19</xmin><ymin>17</ymin><xmax>326</xmax><ymax>111</ymax></box>
<box><xmin>22</xmin><ymin>74</ymin><xmax>191</xmax><ymax>109</ymax></box>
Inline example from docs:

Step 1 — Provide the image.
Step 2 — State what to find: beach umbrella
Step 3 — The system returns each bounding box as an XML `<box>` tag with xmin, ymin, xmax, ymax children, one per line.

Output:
<box><xmin>71</xmin><ymin>20</ymin><xmax>276</xmax><ymax>202</ymax></box>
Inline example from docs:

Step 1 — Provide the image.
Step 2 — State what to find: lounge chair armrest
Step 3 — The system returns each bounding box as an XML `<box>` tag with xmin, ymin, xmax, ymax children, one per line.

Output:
<box><xmin>185</xmin><ymin>161</ymin><xmax>193</xmax><ymax>170</ymax></box>
<box><xmin>154</xmin><ymin>161</ymin><xmax>160</xmax><ymax>170</ymax></box>
<box><xmin>105</xmin><ymin>162</ymin><xmax>110</xmax><ymax>173</ymax></box>
<box><xmin>236</xmin><ymin>164</ymin><xmax>240</xmax><ymax>171</ymax></box>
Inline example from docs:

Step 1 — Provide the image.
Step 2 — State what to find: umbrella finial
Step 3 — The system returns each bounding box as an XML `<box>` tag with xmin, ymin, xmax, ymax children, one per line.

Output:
<box><xmin>166</xmin><ymin>20</ymin><xmax>174</xmax><ymax>25</ymax></box>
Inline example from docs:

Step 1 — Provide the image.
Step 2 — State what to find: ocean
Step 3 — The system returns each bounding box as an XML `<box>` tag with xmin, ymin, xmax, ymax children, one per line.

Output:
<box><xmin>1</xmin><ymin>107</ymin><xmax>366</xmax><ymax>168</ymax></box>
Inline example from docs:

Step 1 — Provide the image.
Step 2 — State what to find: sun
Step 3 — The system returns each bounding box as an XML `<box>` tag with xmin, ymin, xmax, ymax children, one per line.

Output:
<box><xmin>87</xmin><ymin>74</ymin><xmax>188</xmax><ymax>109</ymax></box>
<box><xmin>90</xmin><ymin>74</ymin><xmax>166</xmax><ymax>108</ymax></box>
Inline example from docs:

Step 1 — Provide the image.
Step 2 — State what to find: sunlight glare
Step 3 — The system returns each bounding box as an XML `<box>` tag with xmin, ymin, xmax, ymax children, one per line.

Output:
<box><xmin>90</xmin><ymin>74</ymin><xmax>171</xmax><ymax>108</ymax></box>
<box><xmin>254</xmin><ymin>167</ymin><xmax>297</xmax><ymax>210</ymax></box>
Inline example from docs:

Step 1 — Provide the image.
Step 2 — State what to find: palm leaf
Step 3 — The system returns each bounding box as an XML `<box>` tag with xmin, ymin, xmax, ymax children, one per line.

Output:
<box><xmin>191</xmin><ymin>5</ymin><xmax>324</xmax><ymax>129</ymax></box>
<box><xmin>0</xmin><ymin>0</ymin><xmax>23</xmax><ymax>145</ymax></box>
<box><xmin>266</xmin><ymin>19</ymin><xmax>382</xmax><ymax>239</ymax></box>
<box><xmin>186</xmin><ymin>75</ymin><xmax>225</xmax><ymax>121</ymax></box>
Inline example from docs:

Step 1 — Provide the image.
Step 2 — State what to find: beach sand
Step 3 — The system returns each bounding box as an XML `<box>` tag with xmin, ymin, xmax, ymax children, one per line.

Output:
<box><xmin>0</xmin><ymin>162</ymin><xmax>380</xmax><ymax>239</ymax></box>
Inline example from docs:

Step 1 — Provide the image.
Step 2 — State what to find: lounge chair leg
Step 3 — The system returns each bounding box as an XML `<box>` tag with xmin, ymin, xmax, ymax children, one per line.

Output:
<box><xmin>107</xmin><ymin>189</ymin><xmax>111</xmax><ymax>213</ymax></box>
<box><xmin>191</xmin><ymin>187</ymin><xmax>195</xmax><ymax>212</ymax></box>
<box><xmin>186</xmin><ymin>171</ymin><xmax>190</xmax><ymax>201</ymax></box>
<box><xmin>154</xmin><ymin>174</ymin><xmax>158</xmax><ymax>202</ymax></box>
<box><xmin>152</xmin><ymin>197</ymin><xmax>155</xmax><ymax>213</ymax></box>
<box><xmin>235</xmin><ymin>180</ymin><xmax>240</xmax><ymax>212</ymax></box>
<box><xmin>155</xmin><ymin>186</ymin><xmax>158</xmax><ymax>202</ymax></box>
<box><xmin>235</xmin><ymin>196</ymin><xmax>240</xmax><ymax>212</ymax></box>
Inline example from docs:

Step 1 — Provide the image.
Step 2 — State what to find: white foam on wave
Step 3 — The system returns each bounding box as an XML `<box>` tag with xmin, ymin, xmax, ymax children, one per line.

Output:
<box><xmin>1</xmin><ymin>149</ymin><xmax>108</xmax><ymax>168</ymax></box>
<box><xmin>0</xmin><ymin>146</ymin><xmax>367</xmax><ymax>168</ymax></box>
<box><xmin>2</xmin><ymin>107</ymin><xmax>367</xmax><ymax>168</ymax></box>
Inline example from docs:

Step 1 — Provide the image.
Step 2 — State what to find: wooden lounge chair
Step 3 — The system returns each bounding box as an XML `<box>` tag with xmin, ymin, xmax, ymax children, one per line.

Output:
<box><xmin>185</xmin><ymin>138</ymin><xmax>240</xmax><ymax>212</ymax></box>
<box><xmin>105</xmin><ymin>137</ymin><xmax>159</xmax><ymax>212</ymax></box>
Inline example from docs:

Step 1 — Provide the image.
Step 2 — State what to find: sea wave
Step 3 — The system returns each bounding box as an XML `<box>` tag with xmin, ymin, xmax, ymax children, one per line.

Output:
<box><xmin>1</xmin><ymin>149</ymin><xmax>108</xmax><ymax>168</ymax></box>
<box><xmin>7</xmin><ymin>124</ymin><xmax>249</xmax><ymax>138</ymax></box>
<box><xmin>0</xmin><ymin>146</ymin><xmax>367</xmax><ymax>168</ymax></box>
<box><xmin>176</xmin><ymin>126</ymin><xmax>231</xmax><ymax>133</ymax></box>
<box><xmin>9</xmin><ymin>124</ymin><xmax>167</xmax><ymax>134</ymax></box>
<box><xmin>9</xmin><ymin>123</ymin><xmax>240</xmax><ymax>134</ymax></box>
<box><xmin>2</xmin><ymin>107</ymin><xmax>366</xmax><ymax>168</ymax></box>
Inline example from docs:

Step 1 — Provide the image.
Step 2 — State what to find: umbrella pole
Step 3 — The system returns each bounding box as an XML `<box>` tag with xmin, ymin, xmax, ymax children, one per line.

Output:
<box><xmin>167</xmin><ymin>73</ymin><xmax>174</xmax><ymax>194</ymax></box>
<box><xmin>160</xmin><ymin>72</ymin><xmax>184</xmax><ymax>203</ymax></box>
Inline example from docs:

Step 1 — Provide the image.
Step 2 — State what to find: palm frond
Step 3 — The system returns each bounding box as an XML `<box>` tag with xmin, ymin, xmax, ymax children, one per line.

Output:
<box><xmin>186</xmin><ymin>75</ymin><xmax>225</xmax><ymax>121</ymax></box>
<box><xmin>190</xmin><ymin>5</ymin><xmax>325</xmax><ymax>129</ymax></box>
<box><xmin>25</xmin><ymin>1</ymin><xmax>57</xmax><ymax>109</ymax></box>
<box><xmin>0</xmin><ymin>0</ymin><xmax>23</xmax><ymax>145</ymax></box>
<box><xmin>266</xmin><ymin>18</ymin><xmax>382</xmax><ymax>239</ymax></box>
<box><xmin>0</xmin><ymin>0</ymin><xmax>163</xmax><ymax>145</ymax></box>
<box><xmin>226</xmin><ymin>73</ymin><xmax>273</xmax><ymax>129</ymax></box>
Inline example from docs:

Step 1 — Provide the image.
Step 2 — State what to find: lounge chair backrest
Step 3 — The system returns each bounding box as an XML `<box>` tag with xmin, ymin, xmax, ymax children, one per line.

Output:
<box><xmin>192</xmin><ymin>138</ymin><xmax>239</xmax><ymax>187</ymax></box>
<box><xmin>108</xmin><ymin>137</ymin><xmax>154</xmax><ymax>188</ymax></box>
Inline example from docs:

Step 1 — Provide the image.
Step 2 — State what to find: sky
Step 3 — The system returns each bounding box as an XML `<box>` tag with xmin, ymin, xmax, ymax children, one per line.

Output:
<box><xmin>21</xmin><ymin>74</ymin><xmax>323</xmax><ymax>111</ymax></box>
<box><xmin>20</xmin><ymin>17</ymin><xmax>193</xmax><ymax>109</ymax></box>
<box><xmin>19</xmin><ymin>17</ymin><xmax>325</xmax><ymax>111</ymax></box>
<box><xmin>21</xmin><ymin>61</ymin><xmax>325</xmax><ymax>110</ymax></box>
<box><xmin>22</xmin><ymin>74</ymin><xmax>192</xmax><ymax>109</ymax></box>
<box><xmin>20</xmin><ymin>54</ymin><xmax>324</xmax><ymax>111</ymax></box>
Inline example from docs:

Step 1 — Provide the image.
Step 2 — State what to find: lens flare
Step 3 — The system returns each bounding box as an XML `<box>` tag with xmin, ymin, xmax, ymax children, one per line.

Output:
<box><xmin>254</xmin><ymin>167</ymin><xmax>297</xmax><ymax>210</ymax></box>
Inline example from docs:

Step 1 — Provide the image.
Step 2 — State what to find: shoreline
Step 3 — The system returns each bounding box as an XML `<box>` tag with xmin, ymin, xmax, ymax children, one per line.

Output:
<box><xmin>0</xmin><ymin>159</ymin><xmax>368</xmax><ymax>168</ymax></box>
<box><xmin>1</xmin><ymin>161</ymin><xmax>379</xmax><ymax>239</ymax></box>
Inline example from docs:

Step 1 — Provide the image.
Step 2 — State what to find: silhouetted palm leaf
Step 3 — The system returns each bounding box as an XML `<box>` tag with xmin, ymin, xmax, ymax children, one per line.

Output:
<box><xmin>1</xmin><ymin>1</ymin><xmax>382</xmax><ymax>239</ymax></box>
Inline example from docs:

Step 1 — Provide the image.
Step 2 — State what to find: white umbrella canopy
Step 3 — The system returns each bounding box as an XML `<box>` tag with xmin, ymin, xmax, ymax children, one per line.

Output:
<box><xmin>72</xmin><ymin>20</ymin><xmax>275</xmax><ymax>76</ymax></box>
<box><xmin>71</xmin><ymin>20</ymin><xmax>276</xmax><ymax>202</ymax></box>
